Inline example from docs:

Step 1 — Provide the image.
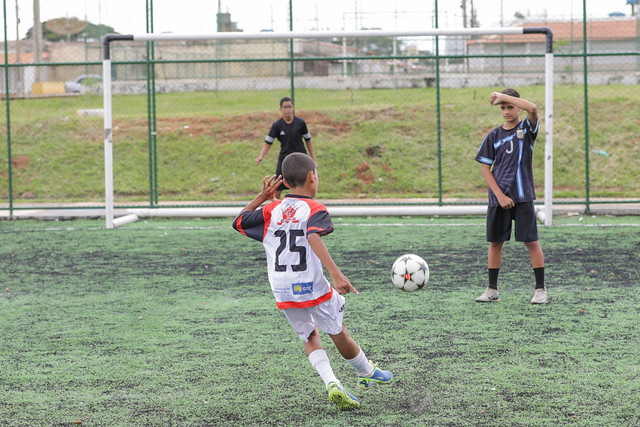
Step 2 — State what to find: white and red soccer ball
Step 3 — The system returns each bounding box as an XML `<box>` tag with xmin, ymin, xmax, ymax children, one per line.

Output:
<box><xmin>391</xmin><ymin>254</ymin><xmax>429</xmax><ymax>292</ymax></box>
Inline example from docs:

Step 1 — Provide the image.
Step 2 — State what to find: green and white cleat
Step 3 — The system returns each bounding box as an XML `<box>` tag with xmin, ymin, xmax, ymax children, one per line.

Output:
<box><xmin>327</xmin><ymin>381</ymin><xmax>360</xmax><ymax>410</ymax></box>
<box><xmin>358</xmin><ymin>361</ymin><xmax>393</xmax><ymax>389</ymax></box>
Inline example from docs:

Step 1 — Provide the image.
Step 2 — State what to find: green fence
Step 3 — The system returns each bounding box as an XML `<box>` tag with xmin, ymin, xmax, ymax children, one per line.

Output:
<box><xmin>1</xmin><ymin>0</ymin><xmax>639</xmax><ymax>214</ymax></box>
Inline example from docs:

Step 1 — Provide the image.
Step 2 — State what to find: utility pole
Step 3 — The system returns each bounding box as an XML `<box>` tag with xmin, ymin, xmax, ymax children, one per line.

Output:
<box><xmin>15</xmin><ymin>0</ymin><xmax>20</xmax><ymax>63</ymax></box>
<box><xmin>33</xmin><ymin>0</ymin><xmax>42</xmax><ymax>81</ymax></box>
<box><xmin>15</xmin><ymin>0</ymin><xmax>22</xmax><ymax>95</ymax></box>
<box><xmin>461</xmin><ymin>0</ymin><xmax>467</xmax><ymax>28</ymax></box>
<box><xmin>470</xmin><ymin>0</ymin><xmax>476</xmax><ymax>27</ymax></box>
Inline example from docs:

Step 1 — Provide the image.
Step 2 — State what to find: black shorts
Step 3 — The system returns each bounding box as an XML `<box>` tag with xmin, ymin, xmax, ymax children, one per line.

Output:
<box><xmin>486</xmin><ymin>201</ymin><xmax>539</xmax><ymax>243</ymax></box>
<box><xmin>275</xmin><ymin>152</ymin><xmax>307</xmax><ymax>191</ymax></box>
<box><xmin>274</xmin><ymin>157</ymin><xmax>288</xmax><ymax>191</ymax></box>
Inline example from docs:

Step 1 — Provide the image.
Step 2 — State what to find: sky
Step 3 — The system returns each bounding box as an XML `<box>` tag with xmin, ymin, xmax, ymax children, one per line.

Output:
<box><xmin>2</xmin><ymin>0</ymin><xmax>635</xmax><ymax>40</ymax></box>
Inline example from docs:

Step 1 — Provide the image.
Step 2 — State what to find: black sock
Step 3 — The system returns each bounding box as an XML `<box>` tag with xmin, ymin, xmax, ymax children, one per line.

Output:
<box><xmin>534</xmin><ymin>267</ymin><xmax>545</xmax><ymax>289</ymax></box>
<box><xmin>488</xmin><ymin>268</ymin><xmax>500</xmax><ymax>290</ymax></box>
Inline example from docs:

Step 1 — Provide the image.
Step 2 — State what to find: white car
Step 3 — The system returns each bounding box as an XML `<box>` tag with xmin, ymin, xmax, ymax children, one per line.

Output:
<box><xmin>65</xmin><ymin>74</ymin><xmax>102</xmax><ymax>93</ymax></box>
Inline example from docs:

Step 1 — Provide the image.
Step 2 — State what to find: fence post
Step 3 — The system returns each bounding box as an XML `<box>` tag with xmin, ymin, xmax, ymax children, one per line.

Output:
<box><xmin>146</xmin><ymin>0</ymin><xmax>158</xmax><ymax>207</ymax></box>
<box><xmin>434</xmin><ymin>0</ymin><xmax>443</xmax><ymax>206</ymax></box>
<box><xmin>2</xmin><ymin>0</ymin><xmax>13</xmax><ymax>218</ymax></box>
<box><xmin>582</xmin><ymin>0</ymin><xmax>591</xmax><ymax>213</ymax></box>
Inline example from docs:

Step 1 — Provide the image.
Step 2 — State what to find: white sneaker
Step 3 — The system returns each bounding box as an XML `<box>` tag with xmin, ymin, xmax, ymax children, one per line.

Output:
<box><xmin>531</xmin><ymin>288</ymin><xmax>548</xmax><ymax>304</ymax></box>
<box><xmin>475</xmin><ymin>287</ymin><xmax>500</xmax><ymax>302</ymax></box>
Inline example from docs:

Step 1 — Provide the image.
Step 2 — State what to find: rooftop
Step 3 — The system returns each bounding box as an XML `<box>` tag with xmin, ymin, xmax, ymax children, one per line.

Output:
<box><xmin>469</xmin><ymin>17</ymin><xmax>639</xmax><ymax>45</ymax></box>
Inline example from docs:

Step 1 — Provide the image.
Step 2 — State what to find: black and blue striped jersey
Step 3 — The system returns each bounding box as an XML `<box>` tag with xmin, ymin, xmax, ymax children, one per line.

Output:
<box><xmin>475</xmin><ymin>118</ymin><xmax>539</xmax><ymax>207</ymax></box>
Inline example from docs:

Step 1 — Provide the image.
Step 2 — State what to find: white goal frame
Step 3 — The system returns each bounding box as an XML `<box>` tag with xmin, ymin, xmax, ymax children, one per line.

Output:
<box><xmin>102</xmin><ymin>28</ymin><xmax>554</xmax><ymax>228</ymax></box>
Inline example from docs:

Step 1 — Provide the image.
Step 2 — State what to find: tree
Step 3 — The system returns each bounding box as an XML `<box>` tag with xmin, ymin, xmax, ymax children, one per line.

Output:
<box><xmin>25</xmin><ymin>19</ymin><xmax>116</xmax><ymax>42</ymax></box>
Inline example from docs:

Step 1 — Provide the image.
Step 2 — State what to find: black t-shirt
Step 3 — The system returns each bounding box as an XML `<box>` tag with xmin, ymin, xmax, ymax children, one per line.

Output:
<box><xmin>265</xmin><ymin>116</ymin><xmax>311</xmax><ymax>159</ymax></box>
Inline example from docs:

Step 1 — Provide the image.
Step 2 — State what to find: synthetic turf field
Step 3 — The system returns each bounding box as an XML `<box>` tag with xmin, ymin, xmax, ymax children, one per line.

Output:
<box><xmin>1</xmin><ymin>215</ymin><xmax>639</xmax><ymax>425</ymax></box>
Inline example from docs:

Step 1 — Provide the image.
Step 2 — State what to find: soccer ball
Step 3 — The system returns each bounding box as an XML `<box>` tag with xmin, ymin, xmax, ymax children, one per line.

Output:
<box><xmin>391</xmin><ymin>254</ymin><xmax>429</xmax><ymax>292</ymax></box>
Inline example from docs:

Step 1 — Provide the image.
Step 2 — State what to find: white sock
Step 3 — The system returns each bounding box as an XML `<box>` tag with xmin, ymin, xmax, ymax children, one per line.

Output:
<box><xmin>346</xmin><ymin>348</ymin><xmax>374</xmax><ymax>376</ymax></box>
<box><xmin>308</xmin><ymin>349</ymin><xmax>338</xmax><ymax>388</ymax></box>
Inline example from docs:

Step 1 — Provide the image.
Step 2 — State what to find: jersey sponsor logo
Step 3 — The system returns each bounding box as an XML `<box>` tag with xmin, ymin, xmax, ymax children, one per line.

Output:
<box><xmin>277</xmin><ymin>206</ymin><xmax>299</xmax><ymax>225</ymax></box>
<box><xmin>292</xmin><ymin>282</ymin><xmax>313</xmax><ymax>295</ymax></box>
<box><xmin>339</xmin><ymin>303</ymin><xmax>345</xmax><ymax>313</ymax></box>
<box><xmin>280</xmin><ymin>130</ymin><xmax>286</xmax><ymax>135</ymax></box>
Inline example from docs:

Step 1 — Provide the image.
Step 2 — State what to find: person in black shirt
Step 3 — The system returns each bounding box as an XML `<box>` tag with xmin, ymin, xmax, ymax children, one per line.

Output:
<box><xmin>475</xmin><ymin>88</ymin><xmax>547</xmax><ymax>304</ymax></box>
<box><xmin>255</xmin><ymin>97</ymin><xmax>316</xmax><ymax>199</ymax></box>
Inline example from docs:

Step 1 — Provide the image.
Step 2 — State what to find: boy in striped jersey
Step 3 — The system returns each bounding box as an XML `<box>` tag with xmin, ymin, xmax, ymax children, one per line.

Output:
<box><xmin>475</xmin><ymin>88</ymin><xmax>547</xmax><ymax>304</ymax></box>
<box><xmin>233</xmin><ymin>152</ymin><xmax>392</xmax><ymax>410</ymax></box>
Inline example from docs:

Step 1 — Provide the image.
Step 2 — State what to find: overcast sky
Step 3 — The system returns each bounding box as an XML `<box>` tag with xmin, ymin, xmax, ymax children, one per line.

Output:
<box><xmin>2</xmin><ymin>0</ymin><xmax>633</xmax><ymax>40</ymax></box>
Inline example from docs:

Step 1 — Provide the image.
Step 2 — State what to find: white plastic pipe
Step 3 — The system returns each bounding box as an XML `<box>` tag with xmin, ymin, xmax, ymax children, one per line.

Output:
<box><xmin>112</xmin><ymin>213</ymin><xmax>139</xmax><ymax>228</ymax></box>
<box><xmin>103</xmin><ymin>58</ymin><xmax>114</xmax><ymax>229</ymax></box>
<box><xmin>128</xmin><ymin>207</ymin><xmax>241</xmax><ymax>217</ymax></box>
<box><xmin>544</xmin><ymin>52</ymin><xmax>554</xmax><ymax>225</ymax></box>
<box><xmin>131</xmin><ymin>28</ymin><xmax>526</xmax><ymax>42</ymax></box>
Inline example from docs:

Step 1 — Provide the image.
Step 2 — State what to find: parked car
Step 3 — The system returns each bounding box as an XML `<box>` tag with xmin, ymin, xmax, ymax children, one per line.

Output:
<box><xmin>65</xmin><ymin>74</ymin><xmax>102</xmax><ymax>93</ymax></box>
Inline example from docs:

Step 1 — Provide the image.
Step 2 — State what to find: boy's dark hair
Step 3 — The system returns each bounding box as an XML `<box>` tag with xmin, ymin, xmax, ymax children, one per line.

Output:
<box><xmin>282</xmin><ymin>153</ymin><xmax>315</xmax><ymax>189</ymax></box>
<box><xmin>280</xmin><ymin>97</ymin><xmax>293</xmax><ymax>107</ymax></box>
<box><xmin>501</xmin><ymin>88</ymin><xmax>520</xmax><ymax>98</ymax></box>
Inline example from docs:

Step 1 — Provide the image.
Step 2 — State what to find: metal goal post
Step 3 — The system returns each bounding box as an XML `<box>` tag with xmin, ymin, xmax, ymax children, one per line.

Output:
<box><xmin>102</xmin><ymin>28</ymin><xmax>553</xmax><ymax>229</ymax></box>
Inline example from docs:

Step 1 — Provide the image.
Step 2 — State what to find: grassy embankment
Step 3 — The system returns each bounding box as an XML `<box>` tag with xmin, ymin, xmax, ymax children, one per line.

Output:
<box><xmin>2</xmin><ymin>84</ymin><xmax>638</xmax><ymax>203</ymax></box>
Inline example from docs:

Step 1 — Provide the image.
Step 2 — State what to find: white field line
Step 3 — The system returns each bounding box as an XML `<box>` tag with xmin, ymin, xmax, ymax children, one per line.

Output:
<box><xmin>4</xmin><ymin>222</ymin><xmax>640</xmax><ymax>233</ymax></box>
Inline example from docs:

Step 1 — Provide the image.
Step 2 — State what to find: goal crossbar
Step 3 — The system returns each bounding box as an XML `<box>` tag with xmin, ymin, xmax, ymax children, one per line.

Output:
<box><xmin>102</xmin><ymin>27</ymin><xmax>553</xmax><ymax>228</ymax></box>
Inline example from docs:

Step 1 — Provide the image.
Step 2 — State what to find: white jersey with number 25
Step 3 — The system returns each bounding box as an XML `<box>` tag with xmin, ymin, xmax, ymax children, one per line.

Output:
<box><xmin>233</xmin><ymin>195</ymin><xmax>335</xmax><ymax>309</ymax></box>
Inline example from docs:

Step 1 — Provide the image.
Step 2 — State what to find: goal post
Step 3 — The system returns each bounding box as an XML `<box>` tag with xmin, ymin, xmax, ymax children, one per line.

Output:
<box><xmin>102</xmin><ymin>27</ymin><xmax>553</xmax><ymax>228</ymax></box>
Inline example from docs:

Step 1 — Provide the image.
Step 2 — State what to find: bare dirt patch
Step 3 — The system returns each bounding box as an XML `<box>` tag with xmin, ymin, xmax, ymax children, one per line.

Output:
<box><xmin>113</xmin><ymin>111</ymin><xmax>351</xmax><ymax>142</ymax></box>
<box><xmin>11</xmin><ymin>155</ymin><xmax>30</xmax><ymax>169</ymax></box>
<box><xmin>355</xmin><ymin>161</ymin><xmax>375</xmax><ymax>185</ymax></box>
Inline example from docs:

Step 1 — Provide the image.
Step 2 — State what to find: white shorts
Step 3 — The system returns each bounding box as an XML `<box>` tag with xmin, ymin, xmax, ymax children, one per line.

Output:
<box><xmin>282</xmin><ymin>290</ymin><xmax>346</xmax><ymax>342</ymax></box>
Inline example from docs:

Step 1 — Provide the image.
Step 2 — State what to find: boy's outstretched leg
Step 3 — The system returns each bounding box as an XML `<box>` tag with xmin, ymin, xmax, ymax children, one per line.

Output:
<box><xmin>357</xmin><ymin>361</ymin><xmax>393</xmax><ymax>389</ymax></box>
<box><xmin>330</xmin><ymin>323</ymin><xmax>393</xmax><ymax>390</ymax></box>
<box><xmin>305</xmin><ymin>329</ymin><xmax>360</xmax><ymax>410</ymax></box>
<box><xmin>327</xmin><ymin>381</ymin><xmax>360</xmax><ymax>410</ymax></box>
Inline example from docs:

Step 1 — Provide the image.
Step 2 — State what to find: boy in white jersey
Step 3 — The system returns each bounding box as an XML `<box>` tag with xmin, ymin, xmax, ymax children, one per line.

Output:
<box><xmin>233</xmin><ymin>152</ymin><xmax>392</xmax><ymax>410</ymax></box>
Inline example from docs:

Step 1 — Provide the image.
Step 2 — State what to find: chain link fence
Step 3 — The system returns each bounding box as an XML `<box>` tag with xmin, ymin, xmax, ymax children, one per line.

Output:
<box><xmin>1</xmin><ymin>0</ymin><xmax>639</xmax><ymax>213</ymax></box>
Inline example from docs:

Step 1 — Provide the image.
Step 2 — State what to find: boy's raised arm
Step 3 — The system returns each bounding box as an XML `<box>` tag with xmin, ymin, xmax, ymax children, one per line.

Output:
<box><xmin>238</xmin><ymin>174</ymin><xmax>283</xmax><ymax>215</ymax></box>
<box><xmin>489</xmin><ymin>92</ymin><xmax>538</xmax><ymax>125</ymax></box>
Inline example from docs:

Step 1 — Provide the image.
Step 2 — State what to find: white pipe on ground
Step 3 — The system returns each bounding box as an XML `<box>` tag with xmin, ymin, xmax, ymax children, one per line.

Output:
<box><xmin>112</xmin><ymin>213</ymin><xmax>139</xmax><ymax>227</ymax></box>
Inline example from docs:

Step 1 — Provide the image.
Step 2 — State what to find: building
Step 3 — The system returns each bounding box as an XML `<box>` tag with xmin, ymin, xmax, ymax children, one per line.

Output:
<box><xmin>0</xmin><ymin>49</ymin><xmax>51</xmax><ymax>96</ymax></box>
<box><xmin>466</xmin><ymin>17</ymin><xmax>640</xmax><ymax>73</ymax></box>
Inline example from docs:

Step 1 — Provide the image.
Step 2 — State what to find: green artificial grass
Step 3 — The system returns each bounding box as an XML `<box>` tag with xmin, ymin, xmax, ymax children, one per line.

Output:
<box><xmin>1</xmin><ymin>216</ymin><xmax>639</xmax><ymax>425</ymax></box>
